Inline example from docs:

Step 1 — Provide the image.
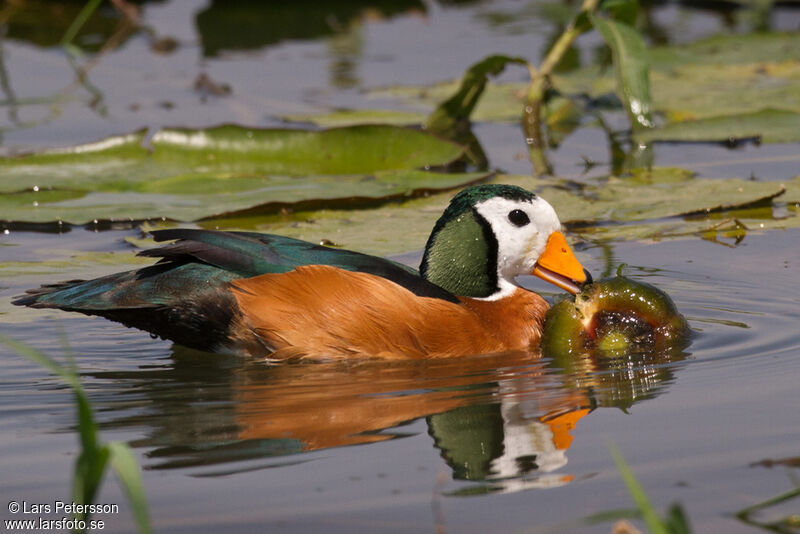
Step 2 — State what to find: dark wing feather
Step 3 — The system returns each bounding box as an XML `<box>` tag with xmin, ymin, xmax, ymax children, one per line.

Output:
<box><xmin>12</xmin><ymin>229</ymin><xmax>458</xmax><ymax>351</ymax></box>
<box><xmin>144</xmin><ymin>229</ymin><xmax>458</xmax><ymax>302</ymax></box>
<box><xmin>13</xmin><ymin>262</ymin><xmax>240</xmax><ymax>351</ymax></box>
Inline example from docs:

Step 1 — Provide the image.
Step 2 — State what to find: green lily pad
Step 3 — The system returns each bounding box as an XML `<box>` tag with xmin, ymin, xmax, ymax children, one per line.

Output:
<box><xmin>574</xmin><ymin>202</ymin><xmax>800</xmax><ymax>243</ymax></box>
<box><xmin>0</xmin><ymin>249</ymin><xmax>154</xmax><ymax>323</ymax></box>
<box><xmin>648</xmin><ymin>32</ymin><xmax>800</xmax><ymax>69</ymax></box>
<box><xmin>221</xmin><ymin>172</ymin><xmax>799</xmax><ymax>254</ymax></box>
<box><xmin>651</xmin><ymin>61</ymin><xmax>800</xmax><ymax>122</ymax></box>
<box><xmin>368</xmin><ymin>81</ymin><xmax>528</xmax><ymax>123</ymax></box>
<box><xmin>199</xmin><ymin>191</ymin><xmax>454</xmax><ymax>257</ymax></box>
<box><xmin>279</xmin><ymin>109</ymin><xmax>426</xmax><ymax>128</ymax></box>
<box><xmin>0</xmin><ymin>125</ymin><xmax>490</xmax><ymax>224</ymax></box>
<box><xmin>0</xmin><ymin>169</ymin><xmax>490</xmax><ymax>225</ymax></box>
<box><xmin>0</xmin><ymin>250</ymin><xmax>153</xmax><ymax>279</ymax></box>
<box><xmin>635</xmin><ymin>109</ymin><xmax>800</xmax><ymax>144</ymax></box>
<box><xmin>540</xmin><ymin>174</ymin><xmax>788</xmax><ymax>223</ymax></box>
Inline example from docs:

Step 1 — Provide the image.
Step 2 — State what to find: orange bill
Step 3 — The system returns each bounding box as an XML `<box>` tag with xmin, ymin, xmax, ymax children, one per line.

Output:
<box><xmin>532</xmin><ymin>231</ymin><xmax>589</xmax><ymax>294</ymax></box>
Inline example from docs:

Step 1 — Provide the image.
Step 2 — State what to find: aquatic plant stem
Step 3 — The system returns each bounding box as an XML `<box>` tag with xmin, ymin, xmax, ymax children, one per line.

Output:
<box><xmin>735</xmin><ymin>486</ymin><xmax>800</xmax><ymax>527</ymax></box>
<box><xmin>61</xmin><ymin>0</ymin><xmax>106</xmax><ymax>49</ymax></box>
<box><xmin>524</xmin><ymin>0</ymin><xmax>600</xmax><ymax>176</ymax></box>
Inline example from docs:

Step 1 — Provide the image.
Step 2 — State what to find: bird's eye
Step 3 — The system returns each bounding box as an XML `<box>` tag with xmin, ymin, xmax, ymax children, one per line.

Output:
<box><xmin>508</xmin><ymin>209</ymin><xmax>530</xmax><ymax>227</ymax></box>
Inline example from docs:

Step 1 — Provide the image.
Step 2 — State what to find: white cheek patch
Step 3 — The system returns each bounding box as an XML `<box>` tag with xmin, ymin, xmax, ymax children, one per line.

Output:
<box><xmin>474</xmin><ymin>195</ymin><xmax>562</xmax><ymax>284</ymax></box>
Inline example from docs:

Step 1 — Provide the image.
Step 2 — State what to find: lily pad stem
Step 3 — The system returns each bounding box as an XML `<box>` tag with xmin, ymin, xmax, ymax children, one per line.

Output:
<box><xmin>524</xmin><ymin>0</ymin><xmax>600</xmax><ymax>176</ymax></box>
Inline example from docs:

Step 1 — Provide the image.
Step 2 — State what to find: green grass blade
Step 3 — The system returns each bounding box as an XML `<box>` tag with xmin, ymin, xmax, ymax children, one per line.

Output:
<box><xmin>107</xmin><ymin>442</ymin><xmax>152</xmax><ymax>534</ymax></box>
<box><xmin>74</xmin><ymin>386</ymin><xmax>101</xmax><ymax>453</ymax></box>
<box><xmin>71</xmin><ymin>391</ymin><xmax>106</xmax><ymax>518</ymax></box>
<box><xmin>0</xmin><ymin>334</ymin><xmax>80</xmax><ymax>389</ymax></box>
<box><xmin>664</xmin><ymin>503</ymin><xmax>693</xmax><ymax>534</ymax></box>
<box><xmin>1</xmin><ymin>335</ymin><xmax>150</xmax><ymax>532</ymax></box>
<box><xmin>72</xmin><ymin>446</ymin><xmax>110</xmax><ymax>525</ymax></box>
<box><xmin>609</xmin><ymin>444</ymin><xmax>669</xmax><ymax>534</ymax></box>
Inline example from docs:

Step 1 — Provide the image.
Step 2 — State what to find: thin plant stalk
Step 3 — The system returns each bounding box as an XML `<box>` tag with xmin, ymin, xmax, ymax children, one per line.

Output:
<box><xmin>61</xmin><ymin>0</ymin><xmax>106</xmax><ymax>49</ymax></box>
<box><xmin>524</xmin><ymin>0</ymin><xmax>600</xmax><ymax>176</ymax></box>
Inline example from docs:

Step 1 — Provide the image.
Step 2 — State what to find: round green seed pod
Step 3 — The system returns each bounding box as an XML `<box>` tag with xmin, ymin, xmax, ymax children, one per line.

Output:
<box><xmin>542</xmin><ymin>275</ymin><xmax>690</xmax><ymax>362</ymax></box>
<box><xmin>541</xmin><ymin>275</ymin><xmax>691</xmax><ymax>409</ymax></box>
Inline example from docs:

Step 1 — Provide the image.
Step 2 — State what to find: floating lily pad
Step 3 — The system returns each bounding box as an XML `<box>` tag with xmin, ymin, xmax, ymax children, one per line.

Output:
<box><xmin>648</xmin><ymin>32</ymin><xmax>800</xmax><ymax>69</ymax></box>
<box><xmin>199</xmin><ymin>191</ymin><xmax>454</xmax><ymax>257</ymax></box>
<box><xmin>539</xmin><ymin>174</ymin><xmax>789</xmax><ymax>223</ymax></box>
<box><xmin>651</xmin><ymin>61</ymin><xmax>800</xmax><ymax>122</ymax></box>
<box><xmin>0</xmin><ymin>250</ymin><xmax>153</xmax><ymax>279</ymax></box>
<box><xmin>575</xmin><ymin>201</ymin><xmax>800</xmax><ymax>243</ymax></box>
<box><xmin>279</xmin><ymin>109</ymin><xmax>426</xmax><ymax>128</ymax></box>
<box><xmin>191</xmin><ymin>173</ymin><xmax>799</xmax><ymax>256</ymax></box>
<box><xmin>635</xmin><ymin>109</ymin><xmax>800</xmax><ymax>144</ymax></box>
<box><xmin>368</xmin><ymin>81</ymin><xmax>528</xmax><ymax>123</ymax></box>
<box><xmin>0</xmin><ymin>249</ymin><xmax>155</xmax><ymax>324</ymax></box>
<box><xmin>0</xmin><ymin>169</ymin><xmax>490</xmax><ymax>225</ymax></box>
<box><xmin>0</xmin><ymin>125</ymin><xmax>490</xmax><ymax>224</ymax></box>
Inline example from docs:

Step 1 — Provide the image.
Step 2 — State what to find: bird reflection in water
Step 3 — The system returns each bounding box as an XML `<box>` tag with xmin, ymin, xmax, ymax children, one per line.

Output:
<box><xmin>90</xmin><ymin>344</ymin><xmax>686</xmax><ymax>492</ymax></box>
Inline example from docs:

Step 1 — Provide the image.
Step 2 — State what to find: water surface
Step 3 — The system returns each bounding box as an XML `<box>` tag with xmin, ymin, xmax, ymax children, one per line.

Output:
<box><xmin>2</xmin><ymin>1</ymin><xmax>799</xmax><ymax>532</ymax></box>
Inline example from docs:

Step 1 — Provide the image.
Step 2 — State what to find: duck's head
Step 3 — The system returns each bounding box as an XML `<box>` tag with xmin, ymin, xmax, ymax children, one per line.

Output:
<box><xmin>420</xmin><ymin>184</ymin><xmax>591</xmax><ymax>299</ymax></box>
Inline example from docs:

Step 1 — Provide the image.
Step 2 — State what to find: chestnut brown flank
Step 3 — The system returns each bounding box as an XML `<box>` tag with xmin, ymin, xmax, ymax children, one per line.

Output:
<box><xmin>230</xmin><ymin>265</ymin><xmax>550</xmax><ymax>359</ymax></box>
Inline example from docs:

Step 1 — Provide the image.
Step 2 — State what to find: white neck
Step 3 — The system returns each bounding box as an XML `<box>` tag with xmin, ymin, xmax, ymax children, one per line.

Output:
<box><xmin>474</xmin><ymin>278</ymin><xmax>519</xmax><ymax>301</ymax></box>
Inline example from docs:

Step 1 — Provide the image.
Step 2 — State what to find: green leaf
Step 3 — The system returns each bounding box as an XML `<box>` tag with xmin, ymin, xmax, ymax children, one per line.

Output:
<box><xmin>219</xmin><ymin>172</ymin><xmax>800</xmax><ymax>254</ymax></box>
<box><xmin>541</xmin><ymin>173</ymin><xmax>787</xmax><ymax>223</ymax></box>
<box><xmin>424</xmin><ymin>54</ymin><xmax>528</xmax><ymax>137</ymax></box>
<box><xmin>590</xmin><ymin>15</ymin><xmax>654</xmax><ymax>130</ymax></box>
<box><xmin>279</xmin><ymin>109</ymin><xmax>426</xmax><ymax>128</ymax></box>
<box><xmin>553</xmin><ymin>32</ymin><xmax>800</xmax><ymax>141</ymax></box>
<box><xmin>107</xmin><ymin>442</ymin><xmax>152</xmax><ymax>534</ymax></box>
<box><xmin>609</xmin><ymin>444</ymin><xmax>670</xmax><ymax>534</ymax></box>
<box><xmin>60</xmin><ymin>0</ymin><xmax>104</xmax><ymax>48</ymax></box>
<box><xmin>0</xmin><ymin>169</ymin><xmax>489</xmax><ymax>224</ymax></box>
<box><xmin>648</xmin><ymin>32</ymin><xmax>800</xmax><ymax>69</ymax></box>
<box><xmin>148</xmin><ymin>125</ymin><xmax>464</xmax><ymax>176</ymax></box>
<box><xmin>370</xmin><ymin>80</ymin><xmax>517</xmax><ymax>121</ymax></box>
<box><xmin>72</xmin><ymin>446</ymin><xmax>109</xmax><ymax>523</ymax></box>
<box><xmin>363</xmin><ymin>33</ymin><xmax>800</xmax><ymax>144</ymax></box>
<box><xmin>664</xmin><ymin>503</ymin><xmax>693</xmax><ymax>534</ymax></box>
<box><xmin>572</xmin><ymin>204</ymin><xmax>800</xmax><ymax>243</ymax></box>
<box><xmin>0</xmin><ymin>335</ymin><xmax>83</xmax><ymax>389</ymax></box>
<box><xmin>203</xmin><ymin>190</ymin><xmax>454</xmax><ymax>257</ymax></box>
<box><xmin>634</xmin><ymin>109</ymin><xmax>800</xmax><ymax>144</ymax></box>
<box><xmin>601</xmin><ymin>0</ymin><xmax>639</xmax><ymax>26</ymax></box>
<box><xmin>0</xmin><ymin>336</ymin><xmax>108</xmax><ymax>524</ymax></box>
<box><xmin>0</xmin><ymin>336</ymin><xmax>152</xmax><ymax>533</ymax></box>
<box><xmin>531</xmin><ymin>171</ymin><xmax>800</xmax><ymax>243</ymax></box>
<box><xmin>651</xmin><ymin>62</ymin><xmax>800</xmax><ymax>121</ymax></box>
<box><xmin>0</xmin><ymin>125</ymin><xmax>487</xmax><ymax>224</ymax></box>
